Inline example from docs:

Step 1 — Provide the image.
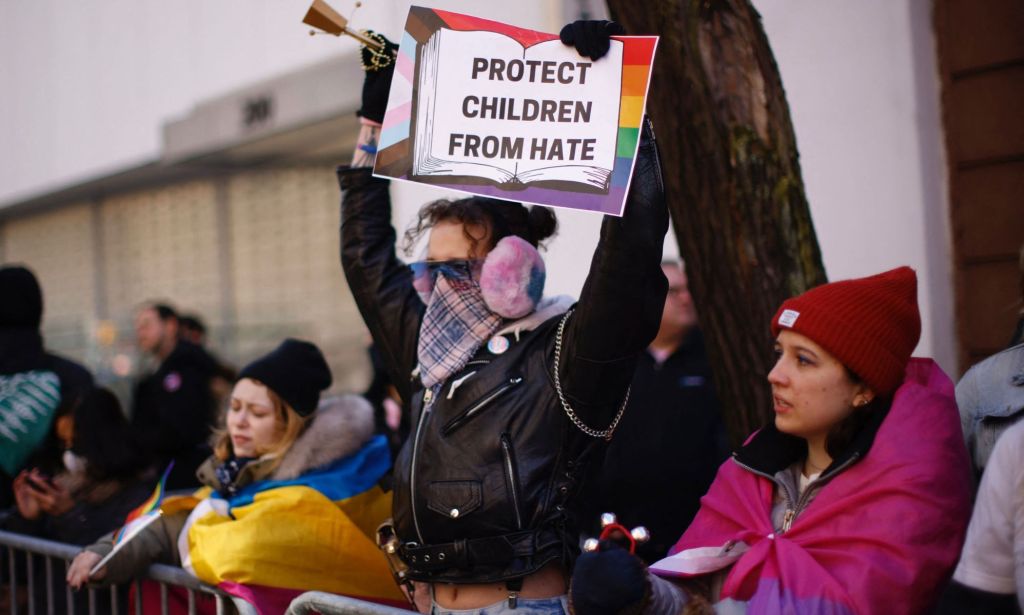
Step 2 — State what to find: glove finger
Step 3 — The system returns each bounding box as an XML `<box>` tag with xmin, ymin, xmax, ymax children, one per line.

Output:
<box><xmin>360</xmin><ymin>30</ymin><xmax>398</xmax><ymax>71</ymax></box>
<box><xmin>589</xmin><ymin>21</ymin><xmax>618</xmax><ymax>61</ymax></box>
<box><xmin>364</xmin><ymin>30</ymin><xmax>396</xmax><ymax>48</ymax></box>
<box><xmin>580</xmin><ymin>21</ymin><xmax>603</xmax><ymax>59</ymax></box>
<box><xmin>559</xmin><ymin>22</ymin><xmax>576</xmax><ymax>46</ymax></box>
<box><xmin>606</xmin><ymin>21</ymin><xmax>626</xmax><ymax>36</ymax></box>
<box><xmin>572</xmin><ymin>21</ymin><xmax>593</xmax><ymax>57</ymax></box>
<box><xmin>590</xmin><ymin>36</ymin><xmax>610</xmax><ymax>61</ymax></box>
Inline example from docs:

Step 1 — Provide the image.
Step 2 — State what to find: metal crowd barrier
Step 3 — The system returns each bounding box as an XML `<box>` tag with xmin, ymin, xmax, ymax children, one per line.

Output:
<box><xmin>0</xmin><ymin>529</ymin><xmax>257</xmax><ymax>615</ymax></box>
<box><xmin>285</xmin><ymin>592</ymin><xmax>413</xmax><ymax>615</ymax></box>
<box><xmin>0</xmin><ymin>530</ymin><xmax>415</xmax><ymax>615</ymax></box>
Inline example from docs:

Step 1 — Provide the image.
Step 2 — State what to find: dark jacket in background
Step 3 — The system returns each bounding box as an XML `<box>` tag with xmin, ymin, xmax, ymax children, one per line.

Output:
<box><xmin>581</xmin><ymin>328</ymin><xmax>728</xmax><ymax>563</ymax></box>
<box><xmin>131</xmin><ymin>340</ymin><xmax>218</xmax><ymax>490</ymax></box>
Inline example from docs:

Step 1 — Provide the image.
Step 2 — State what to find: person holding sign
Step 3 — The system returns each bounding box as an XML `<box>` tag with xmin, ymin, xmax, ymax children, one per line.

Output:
<box><xmin>66</xmin><ymin>339</ymin><xmax>405</xmax><ymax>611</ymax></box>
<box><xmin>339</xmin><ymin>19</ymin><xmax>667</xmax><ymax>615</ymax></box>
<box><xmin>568</xmin><ymin>268</ymin><xmax>972</xmax><ymax>615</ymax></box>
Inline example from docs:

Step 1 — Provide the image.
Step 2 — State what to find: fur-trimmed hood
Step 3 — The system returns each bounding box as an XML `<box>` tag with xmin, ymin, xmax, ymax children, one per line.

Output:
<box><xmin>197</xmin><ymin>393</ymin><xmax>376</xmax><ymax>490</ymax></box>
<box><xmin>495</xmin><ymin>295</ymin><xmax>574</xmax><ymax>336</ymax></box>
<box><xmin>271</xmin><ymin>394</ymin><xmax>375</xmax><ymax>480</ymax></box>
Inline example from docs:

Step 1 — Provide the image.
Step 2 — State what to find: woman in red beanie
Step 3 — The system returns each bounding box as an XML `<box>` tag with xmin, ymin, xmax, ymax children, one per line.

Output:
<box><xmin>569</xmin><ymin>267</ymin><xmax>974</xmax><ymax>615</ymax></box>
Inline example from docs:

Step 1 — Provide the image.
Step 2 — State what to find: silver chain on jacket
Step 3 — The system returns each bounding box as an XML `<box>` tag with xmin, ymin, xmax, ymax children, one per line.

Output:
<box><xmin>553</xmin><ymin>309</ymin><xmax>630</xmax><ymax>440</ymax></box>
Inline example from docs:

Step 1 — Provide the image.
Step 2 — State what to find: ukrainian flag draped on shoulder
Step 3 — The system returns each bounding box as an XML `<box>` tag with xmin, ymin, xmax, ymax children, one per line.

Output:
<box><xmin>178</xmin><ymin>435</ymin><xmax>406</xmax><ymax>610</ymax></box>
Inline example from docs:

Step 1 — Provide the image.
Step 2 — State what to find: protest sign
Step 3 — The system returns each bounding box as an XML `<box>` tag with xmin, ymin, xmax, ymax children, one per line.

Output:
<box><xmin>374</xmin><ymin>6</ymin><xmax>657</xmax><ymax>216</ymax></box>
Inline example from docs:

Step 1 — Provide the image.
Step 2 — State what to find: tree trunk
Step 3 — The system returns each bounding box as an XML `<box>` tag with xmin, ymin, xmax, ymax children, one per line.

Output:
<box><xmin>606</xmin><ymin>0</ymin><xmax>827</xmax><ymax>445</ymax></box>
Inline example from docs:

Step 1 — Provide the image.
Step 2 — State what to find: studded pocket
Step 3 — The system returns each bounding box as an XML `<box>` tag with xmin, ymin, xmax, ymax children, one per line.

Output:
<box><xmin>425</xmin><ymin>480</ymin><xmax>482</xmax><ymax>520</ymax></box>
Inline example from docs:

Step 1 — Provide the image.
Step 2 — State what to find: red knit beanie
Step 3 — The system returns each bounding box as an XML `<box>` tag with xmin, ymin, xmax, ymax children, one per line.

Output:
<box><xmin>770</xmin><ymin>266</ymin><xmax>921</xmax><ymax>395</ymax></box>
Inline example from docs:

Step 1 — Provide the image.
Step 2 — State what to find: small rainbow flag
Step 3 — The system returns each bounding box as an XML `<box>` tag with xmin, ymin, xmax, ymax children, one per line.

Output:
<box><xmin>114</xmin><ymin>461</ymin><xmax>173</xmax><ymax>545</ymax></box>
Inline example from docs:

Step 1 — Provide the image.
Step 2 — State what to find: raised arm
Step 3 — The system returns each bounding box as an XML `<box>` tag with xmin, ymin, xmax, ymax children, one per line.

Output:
<box><xmin>557</xmin><ymin>116</ymin><xmax>669</xmax><ymax>432</ymax></box>
<box><xmin>338</xmin><ymin>122</ymin><xmax>424</xmax><ymax>405</ymax></box>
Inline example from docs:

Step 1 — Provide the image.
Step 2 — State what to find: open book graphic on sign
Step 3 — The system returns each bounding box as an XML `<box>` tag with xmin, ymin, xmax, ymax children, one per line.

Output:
<box><xmin>411</xmin><ymin>28</ymin><xmax>622</xmax><ymax>193</ymax></box>
<box><xmin>375</xmin><ymin>6</ymin><xmax>658</xmax><ymax>216</ymax></box>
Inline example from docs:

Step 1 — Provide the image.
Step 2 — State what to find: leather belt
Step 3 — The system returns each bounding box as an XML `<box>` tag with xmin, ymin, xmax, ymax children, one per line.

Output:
<box><xmin>400</xmin><ymin>530</ymin><xmax>555</xmax><ymax>572</ymax></box>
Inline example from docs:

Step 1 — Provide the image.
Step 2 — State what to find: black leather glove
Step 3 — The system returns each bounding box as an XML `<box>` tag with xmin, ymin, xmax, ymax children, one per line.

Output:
<box><xmin>357</xmin><ymin>32</ymin><xmax>399</xmax><ymax>124</ymax></box>
<box><xmin>559</xmin><ymin>20</ymin><xmax>626</xmax><ymax>61</ymax></box>
<box><xmin>569</xmin><ymin>543</ymin><xmax>649</xmax><ymax>615</ymax></box>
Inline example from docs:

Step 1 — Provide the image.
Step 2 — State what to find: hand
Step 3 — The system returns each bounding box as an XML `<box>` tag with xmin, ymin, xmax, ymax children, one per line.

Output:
<box><xmin>358</xmin><ymin>32</ymin><xmax>399</xmax><ymax>124</ymax></box>
<box><xmin>24</xmin><ymin>469</ymin><xmax>73</xmax><ymax>517</ymax></box>
<box><xmin>12</xmin><ymin>472</ymin><xmax>42</xmax><ymax>520</ymax></box>
<box><xmin>383</xmin><ymin>397</ymin><xmax>402</xmax><ymax>431</ymax></box>
<box><xmin>66</xmin><ymin>551</ymin><xmax>105</xmax><ymax>590</ymax></box>
<box><xmin>559</xmin><ymin>20</ymin><xmax>626</xmax><ymax>61</ymax></box>
<box><xmin>569</xmin><ymin>543</ymin><xmax>648</xmax><ymax>615</ymax></box>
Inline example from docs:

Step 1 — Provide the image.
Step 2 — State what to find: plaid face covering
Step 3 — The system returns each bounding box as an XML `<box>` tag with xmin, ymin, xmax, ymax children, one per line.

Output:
<box><xmin>417</xmin><ymin>268</ymin><xmax>502</xmax><ymax>388</ymax></box>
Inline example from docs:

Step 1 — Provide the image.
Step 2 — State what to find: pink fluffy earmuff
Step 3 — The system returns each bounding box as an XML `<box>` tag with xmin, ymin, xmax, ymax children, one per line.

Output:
<box><xmin>479</xmin><ymin>236</ymin><xmax>546</xmax><ymax>319</ymax></box>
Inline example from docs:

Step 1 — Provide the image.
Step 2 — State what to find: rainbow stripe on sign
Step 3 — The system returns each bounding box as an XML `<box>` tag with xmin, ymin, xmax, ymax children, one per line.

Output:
<box><xmin>612</xmin><ymin>38</ymin><xmax>658</xmax><ymax>192</ymax></box>
<box><xmin>375</xmin><ymin>6</ymin><xmax>658</xmax><ymax>216</ymax></box>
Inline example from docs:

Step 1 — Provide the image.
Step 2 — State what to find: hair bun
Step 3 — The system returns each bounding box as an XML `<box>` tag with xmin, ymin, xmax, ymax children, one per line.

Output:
<box><xmin>526</xmin><ymin>206</ymin><xmax>558</xmax><ymax>245</ymax></box>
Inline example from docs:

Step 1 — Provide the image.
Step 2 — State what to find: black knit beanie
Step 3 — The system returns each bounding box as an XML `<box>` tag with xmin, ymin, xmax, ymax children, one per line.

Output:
<box><xmin>0</xmin><ymin>266</ymin><xmax>43</xmax><ymax>329</ymax></box>
<box><xmin>238</xmin><ymin>339</ymin><xmax>332</xmax><ymax>416</ymax></box>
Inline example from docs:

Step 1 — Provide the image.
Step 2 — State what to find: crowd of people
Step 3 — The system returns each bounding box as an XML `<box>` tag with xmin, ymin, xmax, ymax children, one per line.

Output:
<box><xmin>1</xmin><ymin>18</ymin><xmax>1022</xmax><ymax>615</ymax></box>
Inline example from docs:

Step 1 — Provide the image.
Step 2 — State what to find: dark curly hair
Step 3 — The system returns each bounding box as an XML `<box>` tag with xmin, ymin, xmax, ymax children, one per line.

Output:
<box><xmin>401</xmin><ymin>196</ymin><xmax>558</xmax><ymax>256</ymax></box>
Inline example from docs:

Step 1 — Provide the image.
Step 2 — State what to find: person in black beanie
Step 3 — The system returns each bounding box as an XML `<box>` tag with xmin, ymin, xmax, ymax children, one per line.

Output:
<box><xmin>68</xmin><ymin>338</ymin><xmax>406</xmax><ymax>606</ymax></box>
<box><xmin>235</xmin><ymin>338</ymin><xmax>333</xmax><ymax>417</ymax></box>
<box><xmin>0</xmin><ymin>265</ymin><xmax>94</xmax><ymax>510</ymax></box>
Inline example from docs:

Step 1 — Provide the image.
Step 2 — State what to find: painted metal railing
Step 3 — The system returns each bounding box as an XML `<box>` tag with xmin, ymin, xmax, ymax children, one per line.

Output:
<box><xmin>284</xmin><ymin>591</ymin><xmax>414</xmax><ymax>615</ymax></box>
<box><xmin>0</xmin><ymin>529</ymin><xmax>256</xmax><ymax>615</ymax></box>
<box><xmin>0</xmin><ymin>530</ymin><xmax>416</xmax><ymax>615</ymax></box>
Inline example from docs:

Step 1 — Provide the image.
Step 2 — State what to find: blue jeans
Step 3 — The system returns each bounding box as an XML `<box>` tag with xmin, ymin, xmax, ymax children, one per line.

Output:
<box><xmin>430</xmin><ymin>595</ymin><xmax>569</xmax><ymax>615</ymax></box>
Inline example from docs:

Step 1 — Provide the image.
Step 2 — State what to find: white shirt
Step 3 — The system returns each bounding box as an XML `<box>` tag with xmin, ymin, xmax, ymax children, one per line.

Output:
<box><xmin>799</xmin><ymin>471</ymin><xmax>821</xmax><ymax>494</ymax></box>
<box><xmin>953</xmin><ymin>418</ymin><xmax>1024</xmax><ymax>609</ymax></box>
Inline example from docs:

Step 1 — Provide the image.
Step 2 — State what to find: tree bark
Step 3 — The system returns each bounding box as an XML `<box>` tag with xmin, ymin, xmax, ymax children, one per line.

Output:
<box><xmin>606</xmin><ymin>0</ymin><xmax>827</xmax><ymax>444</ymax></box>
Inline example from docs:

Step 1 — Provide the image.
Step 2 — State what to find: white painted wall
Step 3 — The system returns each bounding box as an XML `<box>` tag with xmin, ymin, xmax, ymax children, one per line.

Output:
<box><xmin>0</xmin><ymin>0</ymin><xmax>954</xmax><ymax>370</ymax></box>
<box><xmin>756</xmin><ymin>0</ymin><xmax>954</xmax><ymax>372</ymax></box>
<box><xmin>0</xmin><ymin>1</ymin><xmax>561</xmax><ymax>205</ymax></box>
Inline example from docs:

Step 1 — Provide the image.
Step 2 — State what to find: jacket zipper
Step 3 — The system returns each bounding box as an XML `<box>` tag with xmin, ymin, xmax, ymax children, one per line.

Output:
<box><xmin>785</xmin><ymin>453</ymin><xmax>861</xmax><ymax>531</ymax></box>
<box><xmin>441</xmin><ymin>376</ymin><xmax>523</xmax><ymax>435</ymax></box>
<box><xmin>500</xmin><ymin>434</ymin><xmax>524</xmax><ymax>530</ymax></box>
<box><xmin>733</xmin><ymin>453</ymin><xmax>861</xmax><ymax>534</ymax></box>
<box><xmin>732</xmin><ymin>457</ymin><xmax>798</xmax><ymax>532</ymax></box>
<box><xmin>410</xmin><ymin>386</ymin><xmax>437</xmax><ymax>543</ymax></box>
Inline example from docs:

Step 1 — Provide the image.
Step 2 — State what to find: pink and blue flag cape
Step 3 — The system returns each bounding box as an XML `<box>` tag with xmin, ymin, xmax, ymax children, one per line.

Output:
<box><xmin>652</xmin><ymin>359</ymin><xmax>972</xmax><ymax>614</ymax></box>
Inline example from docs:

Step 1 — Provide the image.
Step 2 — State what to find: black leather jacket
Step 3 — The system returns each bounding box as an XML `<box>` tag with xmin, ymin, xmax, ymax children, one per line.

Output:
<box><xmin>338</xmin><ymin>118</ymin><xmax>668</xmax><ymax>584</ymax></box>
